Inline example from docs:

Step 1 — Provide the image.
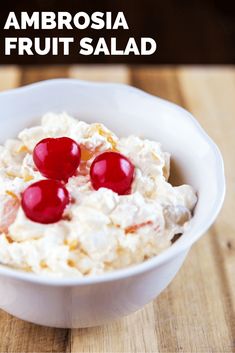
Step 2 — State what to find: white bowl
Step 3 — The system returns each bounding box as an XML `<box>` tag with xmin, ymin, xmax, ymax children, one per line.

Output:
<box><xmin>0</xmin><ymin>79</ymin><xmax>225</xmax><ymax>328</ymax></box>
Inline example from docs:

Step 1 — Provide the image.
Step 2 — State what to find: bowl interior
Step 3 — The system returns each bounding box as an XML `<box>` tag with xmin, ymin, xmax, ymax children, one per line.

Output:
<box><xmin>0</xmin><ymin>79</ymin><xmax>225</xmax><ymax>255</ymax></box>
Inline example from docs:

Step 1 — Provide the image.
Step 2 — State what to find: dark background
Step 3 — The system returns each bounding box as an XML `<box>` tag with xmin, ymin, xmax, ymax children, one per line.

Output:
<box><xmin>0</xmin><ymin>0</ymin><xmax>234</xmax><ymax>65</ymax></box>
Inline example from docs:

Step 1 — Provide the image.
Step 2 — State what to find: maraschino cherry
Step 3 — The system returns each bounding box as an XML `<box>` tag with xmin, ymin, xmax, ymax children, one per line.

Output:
<box><xmin>21</xmin><ymin>180</ymin><xmax>69</xmax><ymax>224</ymax></box>
<box><xmin>90</xmin><ymin>151</ymin><xmax>134</xmax><ymax>195</ymax></box>
<box><xmin>33</xmin><ymin>137</ymin><xmax>81</xmax><ymax>182</ymax></box>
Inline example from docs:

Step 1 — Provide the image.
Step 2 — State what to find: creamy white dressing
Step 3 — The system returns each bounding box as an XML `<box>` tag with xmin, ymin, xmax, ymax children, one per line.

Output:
<box><xmin>0</xmin><ymin>113</ymin><xmax>197</xmax><ymax>277</ymax></box>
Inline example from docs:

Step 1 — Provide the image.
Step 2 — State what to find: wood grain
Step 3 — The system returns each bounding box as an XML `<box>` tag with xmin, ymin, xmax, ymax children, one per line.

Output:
<box><xmin>0</xmin><ymin>65</ymin><xmax>234</xmax><ymax>353</ymax></box>
<box><xmin>0</xmin><ymin>66</ymin><xmax>21</xmax><ymax>91</ymax></box>
<box><xmin>69</xmin><ymin>65</ymin><xmax>130</xmax><ymax>83</ymax></box>
<box><xmin>20</xmin><ymin>66</ymin><xmax>69</xmax><ymax>85</ymax></box>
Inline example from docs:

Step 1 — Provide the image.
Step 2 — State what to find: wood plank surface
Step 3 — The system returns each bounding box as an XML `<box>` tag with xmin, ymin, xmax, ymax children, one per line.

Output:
<box><xmin>0</xmin><ymin>65</ymin><xmax>234</xmax><ymax>353</ymax></box>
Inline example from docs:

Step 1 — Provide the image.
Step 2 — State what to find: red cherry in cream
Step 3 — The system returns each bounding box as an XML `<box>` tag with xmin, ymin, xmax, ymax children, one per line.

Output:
<box><xmin>33</xmin><ymin>137</ymin><xmax>81</xmax><ymax>182</ymax></box>
<box><xmin>21</xmin><ymin>180</ymin><xmax>69</xmax><ymax>224</ymax></box>
<box><xmin>90</xmin><ymin>151</ymin><xmax>134</xmax><ymax>195</ymax></box>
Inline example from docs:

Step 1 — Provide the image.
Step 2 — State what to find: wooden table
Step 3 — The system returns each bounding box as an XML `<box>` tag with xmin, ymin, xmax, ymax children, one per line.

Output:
<box><xmin>0</xmin><ymin>65</ymin><xmax>234</xmax><ymax>353</ymax></box>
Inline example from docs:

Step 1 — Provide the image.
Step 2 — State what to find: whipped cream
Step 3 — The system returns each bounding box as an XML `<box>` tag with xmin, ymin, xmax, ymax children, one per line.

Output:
<box><xmin>0</xmin><ymin>113</ymin><xmax>197</xmax><ymax>277</ymax></box>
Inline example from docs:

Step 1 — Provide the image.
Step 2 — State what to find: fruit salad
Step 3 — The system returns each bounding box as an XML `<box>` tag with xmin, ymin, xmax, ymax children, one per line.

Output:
<box><xmin>0</xmin><ymin>112</ymin><xmax>197</xmax><ymax>277</ymax></box>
